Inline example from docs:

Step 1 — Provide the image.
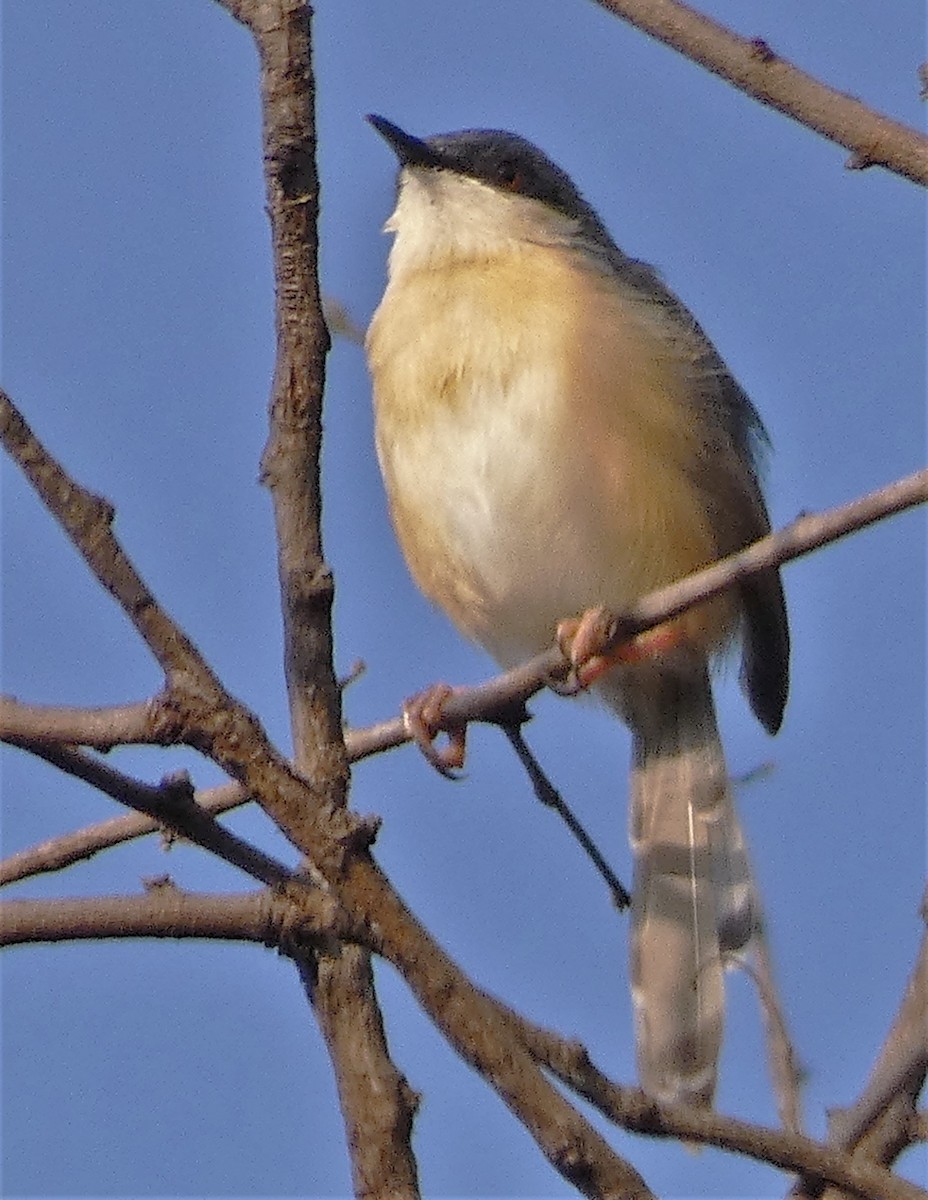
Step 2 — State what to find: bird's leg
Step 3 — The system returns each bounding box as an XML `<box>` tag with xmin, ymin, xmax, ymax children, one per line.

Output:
<box><xmin>557</xmin><ymin>606</ymin><xmax>684</xmax><ymax>688</ymax></box>
<box><xmin>403</xmin><ymin>683</ymin><xmax>467</xmax><ymax>776</ymax></box>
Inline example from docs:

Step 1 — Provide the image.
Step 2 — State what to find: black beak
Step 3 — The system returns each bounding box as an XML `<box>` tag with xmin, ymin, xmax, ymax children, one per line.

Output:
<box><xmin>366</xmin><ymin>114</ymin><xmax>443</xmax><ymax>169</ymax></box>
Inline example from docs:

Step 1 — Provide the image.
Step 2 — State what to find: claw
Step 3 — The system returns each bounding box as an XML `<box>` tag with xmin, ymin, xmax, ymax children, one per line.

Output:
<box><xmin>403</xmin><ymin>683</ymin><xmax>467</xmax><ymax>776</ymax></box>
<box><xmin>557</xmin><ymin>608</ymin><xmax>683</xmax><ymax>689</ymax></box>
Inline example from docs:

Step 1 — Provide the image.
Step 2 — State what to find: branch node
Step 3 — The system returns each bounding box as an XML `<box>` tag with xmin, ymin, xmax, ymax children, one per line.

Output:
<box><xmin>275</xmin><ymin>887</ymin><xmax>344</xmax><ymax>956</ymax></box>
<box><xmin>748</xmin><ymin>36</ymin><xmax>777</xmax><ymax>64</ymax></box>
<box><xmin>141</xmin><ymin>874</ymin><xmax>178</xmax><ymax>893</ymax></box>
<box><xmin>337</xmin><ymin>811</ymin><xmax>381</xmax><ymax>854</ymax></box>
<box><xmin>88</xmin><ymin>492</ymin><xmax>116</xmax><ymax>527</ymax></box>
<box><xmin>846</xmin><ymin>148</ymin><xmax>877</xmax><ymax>171</ymax></box>
<box><xmin>159</xmin><ymin>769</ymin><xmax>197</xmax><ymax>806</ymax></box>
<box><xmin>337</xmin><ymin>658</ymin><xmax>367</xmax><ymax>692</ymax></box>
<box><xmin>148</xmin><ymin>693</ymin><xmax>187</xmax><ymax>745</ymax></box>
<box><xmin>552</xmin><ymin>1137</ymin><xmax>594</xmax><ymax>1190</ymax></box>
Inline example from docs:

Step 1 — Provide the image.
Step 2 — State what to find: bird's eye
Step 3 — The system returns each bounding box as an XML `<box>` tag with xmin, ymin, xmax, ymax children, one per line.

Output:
<box><xmin>495</xmin><ymin>161</ymin><xmax>524</xmax><ymax>192</ymax></box>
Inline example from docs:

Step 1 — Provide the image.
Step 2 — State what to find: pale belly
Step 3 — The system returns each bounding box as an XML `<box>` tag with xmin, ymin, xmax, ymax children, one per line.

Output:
<box><xmin>368</xmin><ymin>250</ymin><xmax>735</xmax><ymax>670</ymax></box>
<box><xmin>379</xmin><ymin>370</ymin><xmax>634</xmax><ymax>665</ymax></box>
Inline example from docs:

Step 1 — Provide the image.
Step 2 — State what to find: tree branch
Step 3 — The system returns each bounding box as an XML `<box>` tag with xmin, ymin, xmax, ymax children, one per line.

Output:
<box><xmin>345</xmin><ymin>468</ymin><xmax>928</xmax><ymax>758</ymax></box>
<box><xmin>0</xmin><ymin>387</ymin><xmax>363</xmax><ymax>863</ymax></box>
<box><xmin>0</xmin><ymin>887</ymin><xmax>345</xmax><ymax>948</ymax></box>
<box><xmin>6</xmin><ymin>1</ymin><xmax>922</xmax><ymax>1191</ymax></box>
<box><xmin>5</xmin><ymin>867</ymin><xmax>914</xmax><ymax>1200</ymax></box>
<box><xmin>213</xmin><ymin>0</ymin><xmax>419</xmax><ymax>1194</ymax></box>
<box><xmin>4</xmin><ymin>468</ymin><xmax>925</xmax><ymax>899</ymax></box>
<box><xmin>6</xmin><ymin>740</ymin><xmax>294</xmax><ymax>890</ymax></box>
<box><xmin>3</xmin><ymin>389</ymin><xmax>658</xmax><ymax>1194</ymax></box>
<box><xmin>792</xmin><ymin>927</ymin><xmax>928</xmax><ymax>1200</ymax></box>
<box><xmin>0</xmin><ymin>696</ymin><xmax>173</xmax><ymax>747</ymax></box>
<box><xmin>0</xmin><ymin>776</ymin><xmax>244</xmax><ymax>886</ymax></box>
<box><xmin>512</xmin><ymin>1016</ymin><xmax>925</xmax><ymax>1200</ymax></box>
<box><xmin>592</xmin><ymin>0</ymin><xmax>928</xmax><ymax>184</ymax></box>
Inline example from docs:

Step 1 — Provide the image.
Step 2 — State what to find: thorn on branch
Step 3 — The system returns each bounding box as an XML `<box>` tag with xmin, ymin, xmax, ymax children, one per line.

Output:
<box><xmin>336</xmin><ymin>811</ymin><xmax>382</xmax><ymax>855</ymax></box>
<box><xmin>142</xmin><ymin>874</ymin><xmax>178</xmax><ymax>893</ymax></box>
<box><xmin>846</xmin><ymin>148</ymin><xmax>877</xmax><ymax>171</ymax></box>
<box><xmin>500</xmin><ymin>723</ymin><xmax>632</xmax><ymax>911</ymax></box>
<box><xmin>748</xmin><ymin>37</ymin><xmax>777</xmax><ymax>64</ymax></box>
<box><xmin>159</xmin><ymin>770</ymin><xmax>198</xmax><ymax>808</ymax></box>
<box><xmin>337</xmin><ymin>658</ymin><xmax>367</xmax><ymax>692</ymax></box>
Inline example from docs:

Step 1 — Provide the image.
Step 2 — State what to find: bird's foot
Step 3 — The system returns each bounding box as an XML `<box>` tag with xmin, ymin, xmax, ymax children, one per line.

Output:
<box><xmin>557</xmin><ymin>607</ymin><xmax>682</xmax><ymax>688</ymax></box>
<box><xmin>403</xmin><ymin>683</ymin><xmax>467</xmax><ymax>777</ymax></box>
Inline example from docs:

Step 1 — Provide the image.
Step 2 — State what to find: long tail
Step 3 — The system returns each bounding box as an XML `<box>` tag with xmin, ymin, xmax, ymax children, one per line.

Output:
<box><xmin>622</xmin><ymin>662</ymin><xmax>759</xmax><ymax>1107</ymax></box>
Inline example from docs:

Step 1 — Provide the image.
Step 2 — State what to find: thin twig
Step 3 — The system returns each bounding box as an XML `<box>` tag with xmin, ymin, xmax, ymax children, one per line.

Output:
<box><xmin>9</xmin><ymin>740</ymin><xmax>294</xmax><ymax>890</ymax></box>
<box><xmin>0</xmin><ymin>776</ymin><xmax>244</xmax><ymax>886</ymax></box>
<box><xmin>500</xmin><ymin>723</ymin><xmax>631</xmax><ymax>909</ymax></box>
<box><xmin>4</xmin><ymin>470</ymin><xmax>925</xmax><ymax>895</ymax></box>
<box><xmin>346</xmin><ymin>470</ymin><xmax>928</xmax><ymax>760</ymax></box>
<box><xmin>741</xmin><ymin>936</ymin><xmax>806</xmax><ymax>1134</ymax></box>
<box><xmin>592</xmin><ymin>0</ymin><xmax>928</xmax><ymax>185</ymax></box>
<box><xmin>792</xmin><ymin>929</ymin><xmax>928</xmax><ymax>1199</ymax></box>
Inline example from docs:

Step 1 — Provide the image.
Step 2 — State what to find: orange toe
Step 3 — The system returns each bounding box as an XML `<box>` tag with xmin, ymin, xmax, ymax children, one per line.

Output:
<box><xmin>403</xmin><ymin>683</ymin><xmax>467</xmax><ymax>776</ymax></box>
<box><xmin>558</xmin><ymin>607</ymin><xmax>685</xmax><ymax>688</ymax></box>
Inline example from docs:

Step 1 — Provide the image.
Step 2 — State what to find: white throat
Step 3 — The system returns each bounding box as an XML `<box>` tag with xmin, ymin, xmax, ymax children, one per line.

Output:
<box><xmin>383</xmin><ymin>167</ymin><xmax>583</xmax><ymax>280</ymax></box>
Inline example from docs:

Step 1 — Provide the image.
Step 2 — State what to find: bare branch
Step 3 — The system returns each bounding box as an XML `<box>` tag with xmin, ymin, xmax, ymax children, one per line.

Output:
<box><xmin>297</xmin><ymin>953</ymin><xmax>422</xmax><ymax>1199</ymax></box>
<box><xmin>0</xmin><ymin>888</ymin><xmax>344</xmax><ymax>948</ymax></box>
<box><xmin>5</xmin><ymin>469</ymin><xmax>924</xmax><ymax>896</ymax></box>
<box><xmin>345</xmin><ymin>469</ymin><xmax>928</xmax><ymax>760</ymax></box>
<box><xmin>792</xmin><ymin>929</ymin><xmax>928</xmax><ymax>1200</ymax></box>
<box><xmin>212</xmin><ymin>0</ymin><xmax>417</xmax><ymax>1194</ymax></box>
<box><xmin>0</xmin><ymin>696</ymin><xmax>174</xmax><ymax>748</ymax></box>
<box><xmin>8</xmin><ymin>2</ymin><xmax>922</xmax><ymax>1192</ymax></box>
<box><xmin>0</xmin><ymin>778</ymin><xmax>244</xmax><ymax>887</ymax></box>
<box><xmin>513</xmin><ymin>1018</ymin><xmax>925</xmax><ymax>1200</ymax></box>
<box><xmin>592</xmin><ymin>0</ymin><xmax>928</xmax><ymax>184</ymax></box>
<box><xmin>827</xmin><ymin>934</ymin><xmax>928</xmax><ymax>1147</ymax></box>
<box><xmin>0</xmin><ymin>388</ymin><xmax>362</xmax><ymax>863</ymax></box>
<box><xmin>501</xmin><ymin>720</ymin><xmax>631</xmax><ymax>908</ymax></box>
<box><xmin>6</xmin><ymin>740</ymin><xmax>293</xmax><ymax>890</ymax></box>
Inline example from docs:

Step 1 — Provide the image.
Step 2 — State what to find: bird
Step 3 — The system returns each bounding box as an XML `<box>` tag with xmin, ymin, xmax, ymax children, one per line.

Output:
<box><xmin>364</xmin><ymin>114</ymin><xmax>789</xmax><ymax>1108</ymax></box>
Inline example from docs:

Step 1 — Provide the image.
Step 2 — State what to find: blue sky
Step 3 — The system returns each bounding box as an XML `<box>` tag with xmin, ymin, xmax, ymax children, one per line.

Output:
<box><xmin>2</xmin><ymin>2</ymin><xmax>925</xmax><ymax>1197</ymax></box>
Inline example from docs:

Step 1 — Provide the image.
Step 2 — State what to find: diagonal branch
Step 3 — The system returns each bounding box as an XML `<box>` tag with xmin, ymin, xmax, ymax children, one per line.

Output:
<box><xmin>2</xmin><ymin>382</ymin><xmax>654</xmax><ymax>1200</ymax></box>
<box><xmin>513</xmin><ymin>1017</ymin><xmax>925</xmax><ymax>1200</ymax></box>
<box><xmin>0</xmin><ymin>776</ymin><xmax>244</xmax><ymax>886</ymax></box>
<box><xmin>347</xmin><ymin>468</ymin><xmax>928</xmax><ymax>758</ymax></box>
<box><xmin>4</xmin><ymin>867</ymin><xmax>918</xmax><ymax>1200</ymax></box>
<box><xmin>8</xmin><ymin>740</ymin><xmax>293</xmax><ymax>890</ymax></box>
<box><xmin>4</xmin><ymin>469</ymin><xmax>925</xmax><ymax>897</ymax></box>
<box><xmin>792</xmin><ymin>927</ymin><xmax>928</xmax><ymax>1200</ymax></box>
<box><xmin>591</xmin><ymin>0</ymin><xmax>928</xmax><ymax>184</ymax></box>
